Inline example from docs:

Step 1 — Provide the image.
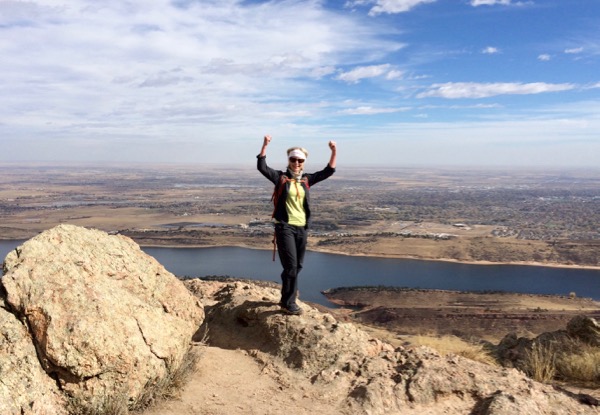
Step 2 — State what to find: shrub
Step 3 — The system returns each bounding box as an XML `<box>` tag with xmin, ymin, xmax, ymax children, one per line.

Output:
<box><xmin>521</xmin><ymin>336</ymin><xmax>600</xmax><ymax>386</ymax></box>
<box><xmin>522</xmin><ymin>341</ymin><xmax>556</xmax><ymax>383</ymax></box>
<box><xmin>132</xmin><ymin>345</ymin><xmax>202</xmax><ymax>412</ymax></box>
<box><xmin>555</xmin><ymin>340</ymin><xmax>600</xmax><ymax>383</ymax></box>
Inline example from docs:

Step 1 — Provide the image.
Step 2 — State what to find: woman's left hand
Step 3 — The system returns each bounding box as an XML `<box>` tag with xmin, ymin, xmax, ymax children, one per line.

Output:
<box><xmin>328</xmin><ymin>140</ymin><xmax>337</xmax><ymax>151</ymax></box>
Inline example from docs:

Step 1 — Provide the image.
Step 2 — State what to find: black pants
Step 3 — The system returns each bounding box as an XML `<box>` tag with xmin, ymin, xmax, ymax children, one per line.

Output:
<box><xmin>275</xmin><ymin>223</ymin><xmax>307</xmax><ymax>308</ymax></box>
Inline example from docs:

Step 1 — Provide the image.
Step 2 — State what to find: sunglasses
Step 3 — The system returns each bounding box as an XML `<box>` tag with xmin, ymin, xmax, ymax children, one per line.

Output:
<box><xmin>289</xmin><ymin>157</ymin><xmax>305</xmax><ymax>164</ymax></box>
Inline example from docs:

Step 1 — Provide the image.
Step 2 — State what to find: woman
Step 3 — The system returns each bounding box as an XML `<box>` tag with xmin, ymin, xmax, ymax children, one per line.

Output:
<box><xmin>257</xmin><ymin>135</ymin><xmax>337</xmax><ymax>315</ymax></box>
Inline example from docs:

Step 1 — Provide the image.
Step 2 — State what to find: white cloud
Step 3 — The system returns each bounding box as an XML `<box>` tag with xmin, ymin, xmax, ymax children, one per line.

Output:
<box><xmin>482</xmin><ymin>46</ymin><xmax>500</xmax><ymax>54</ymax></box>
<box><xmin>310</xmin><ymin>66</ymin><xmax>337</xmax><ymax>79</ymax></box>
<box><xmin>336</xmin><ymin>64</ymin><xmax>394</xmax><ymax>83</ymax></box>
<box><xmin>417</xmin><ymin>82</ymin><xmax>576</xmax><ymax>99</ymax></box>
<box><xmin>0</xmin><ymin>0</ymin><xmax>402</xmax><ymax>137</ymax></box>
<box><xmin>346</xmin><ymin>0</ymin><xmax>436</xmax><ymax>16</ymax></box>
<box><xmin>470</xmin><ymin>0</ymin><xmax>531</xmax><ymax>6</ymax></box>
<box><xmin>420</xmin><ymin>103</ymin><xmax>502</xmax><ymax>110</ymax></box>
<box><xmin>538</xmin><ymin>54</ymin><xmax>552</xmax><ymax>61</ymax></box>
<box><xmin>565</xmin><ymin>47</ymin><xmax>584</xmax><ymax>54</ymax></box>
<box><xmin>470</xmin><ymin>0</ymin><xmax>512</xmax><ymax>5</ymax></box>
<box><xmin>385</xmin><ymin>69</ymin><xmax>405</xmax><ymax>80</ymax></box>
<box><xmin>338</xmin><ymin>106</ymin><xmax>409</xmax><ymax>115</ymax></box>
<box><xmin>344</xmin><ymin>0</ymin><xmax>372</xmax><ymax>7</ymax></box>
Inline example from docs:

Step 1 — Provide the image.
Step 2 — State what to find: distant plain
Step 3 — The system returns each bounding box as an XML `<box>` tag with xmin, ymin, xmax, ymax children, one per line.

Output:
<box><xmin>2</xmin><ymin>162</ymin><xmax>599</xmax><ymax>268</ymax></box>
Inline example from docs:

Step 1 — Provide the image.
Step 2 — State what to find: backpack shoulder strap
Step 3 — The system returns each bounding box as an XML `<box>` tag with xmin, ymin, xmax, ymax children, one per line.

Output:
<box><xmin>271</xmin><ymin>174</ymin><xmax>290</xmax><ymax>217</ymax></box>
<box><xmin>301</xmin><ymin>175</ymin><xmax>309</xmax><ymax>190</ymax></box>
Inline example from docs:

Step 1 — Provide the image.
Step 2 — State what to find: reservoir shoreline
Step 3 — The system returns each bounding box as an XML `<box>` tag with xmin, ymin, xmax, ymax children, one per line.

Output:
<box><xmin>134</xmin><ymin>241</ymin><xmax>600</xmax><ymax>271</ymax></box>
<box><xmin>4</xmin><ymin>237</ymin><xmax>600</xmax><ymax>271</ymax></box>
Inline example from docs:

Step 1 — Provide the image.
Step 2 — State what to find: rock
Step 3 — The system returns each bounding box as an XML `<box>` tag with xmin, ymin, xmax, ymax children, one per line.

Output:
<box><xmin>199</xmin><ymin>281</ymin><xmax>393</xmax><ymax>374</ymax></box>
<box><xmin>193</xmin><ymin>280</ymin><xmax>597</xmax><ymax>415</ymax></box>
<box><xmin>1</xmin><ymin>224</ymin><xmax>204</xmax><ymax>413</ymax></box>
<box><xmin>567</xmin><ymin>315</ymin><xmax>600</xmax><ymax>346</ymax></box>
<box><xmin>0</xmin><ymin>298</ymin><xmax>68</xmax><ymax>415</ymax></box>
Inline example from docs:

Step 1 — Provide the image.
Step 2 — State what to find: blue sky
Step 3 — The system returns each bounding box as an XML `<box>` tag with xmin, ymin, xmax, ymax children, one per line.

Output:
<box><xmin>1</xmin><ymin>0</ymin><xmax>599</xmax><ymax>168</ymax></box>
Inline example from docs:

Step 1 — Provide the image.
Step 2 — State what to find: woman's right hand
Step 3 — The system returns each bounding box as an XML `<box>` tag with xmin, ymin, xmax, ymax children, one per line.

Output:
<box><xmin>263</xmin><ymin>135</ymin><xmax>272</xmax><ymax>146</ymax></box>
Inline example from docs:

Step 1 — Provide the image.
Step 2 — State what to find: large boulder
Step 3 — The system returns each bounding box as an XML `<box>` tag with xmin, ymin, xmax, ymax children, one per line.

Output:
<box><xmin>1</xmin><ymin>224</ymin><xmax>204</xmax><ymax>412</ymax></box>
<box><xmin>189</xmin><ymin>279</ymin><xmax>598</xmax><ymax>415</ymax></box>
<box><xmin>0</xmin><ymin>297</ymin><xmax>68</xmax><ymax>415</ymax></box>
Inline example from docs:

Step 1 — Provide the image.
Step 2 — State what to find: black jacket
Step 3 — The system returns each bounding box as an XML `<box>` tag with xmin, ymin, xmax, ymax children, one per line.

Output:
<box><xmin>257</xmin><ymin>155</ymin><xmax>335</xmax><ymax>228</ymax></box>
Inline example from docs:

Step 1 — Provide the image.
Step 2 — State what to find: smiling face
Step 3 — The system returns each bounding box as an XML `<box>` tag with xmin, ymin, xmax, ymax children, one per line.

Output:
<box><xmin>286</xmin><ymin>147</ymin><xmax>307</xmax><ymax>175</ymax></box>
<box><xmin>288</xmin><ymin>156</ymin><xmax>305</xmax><ymax>174</ymax></box>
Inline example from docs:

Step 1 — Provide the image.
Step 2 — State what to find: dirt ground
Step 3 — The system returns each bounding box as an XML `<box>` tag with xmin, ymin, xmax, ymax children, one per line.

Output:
<box><xmin>141</xmin><ymin>345</ymin><xmax>349</xmax><ymax>415</ymax></box>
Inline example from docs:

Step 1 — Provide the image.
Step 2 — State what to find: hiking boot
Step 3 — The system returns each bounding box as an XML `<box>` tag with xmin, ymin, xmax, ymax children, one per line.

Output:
<box><xmin>282</xmin><ymin>304</ymin><xmax>303</xmax><ymax>315</ymax></box>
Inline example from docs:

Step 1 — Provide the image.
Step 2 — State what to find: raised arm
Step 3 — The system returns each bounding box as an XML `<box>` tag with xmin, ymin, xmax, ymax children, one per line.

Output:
<box><xmin>257</xmin><ymin>135</ymin><xmax>280</xmax><ymax>184</ymax></box>
<box><xmin>259</xmin><ymin>135</ymin><xmax>271</xmax><ymax>157</ymax></box>
<box><xmin>328</xmin><ymin>140</ymin><xmax>337</xmax><ymax>168</ymax></box>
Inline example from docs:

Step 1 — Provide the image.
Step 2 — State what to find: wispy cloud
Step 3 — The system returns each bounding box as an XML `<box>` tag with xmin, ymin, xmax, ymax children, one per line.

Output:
<box><xmin>420</xmin><ymin>103</ymin><xmax>503</xmax><ymax>110</ymax></box>
<box><xmin>346</xmin><ymin>0</ymin><xmax>436</xmax><ymax>16</ymax></box>
<box><xmin>418</xmin><ymin>82</ymin><xmax>576</xmax><ymax>99</ymax></box>
<box><xmin>565</xmin><ymin>47</ymin><xmax>584</xmax><ymax>54</ymax></box>
<box><xmin>0</xmin><ymin>0</ymin><xmax>401</xmax><ymax>132</ymax></box>
<box><xmin>336</xmin><ymin>64</ymin><xmax>397</xmax><ymax>83</ymax></box>
<box><xmin>470</xmin><ymin>0</ymin><xmax>513</xmax><ymax>5</ymax></box>
<box><xmin>538</xmin><ymin>54</ymin><xmax>552</xmax><ymax>61</ymax></box>
<box><xmin>482</xmin><ymin>46</ymin><xmax>500</xmax><ymax>54</ymax></box>
<box><xmin>338</xmin><ymin>106</ymin><xmax>410</xmax><ymax>115</ymax></box>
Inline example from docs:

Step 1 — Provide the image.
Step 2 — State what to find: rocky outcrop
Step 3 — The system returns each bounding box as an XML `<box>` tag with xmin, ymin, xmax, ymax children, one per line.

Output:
<box><xmin>1</xmin><ymin>224</ymin><xmax>204</xmax><ymax>414</ymax></box>
<box><xmin>496</xmin><ymin>315</ymin><xmax>600</xmax><ymax>388</ymax></box>
<box><xmin>497</xmin><ymin>315</ymin><xmax>600</xmax><ymax>364</ymax></box>
<box><xmin>188</xmin><ymin>279</ymin><xmax>598</xmax><ymax>415</ymax></box>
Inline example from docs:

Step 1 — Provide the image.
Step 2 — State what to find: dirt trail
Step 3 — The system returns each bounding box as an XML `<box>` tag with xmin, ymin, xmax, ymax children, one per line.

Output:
<box><xmin>142</xmin><ymin>346</ymin><xmax>345</xmax><ymax>415</ymax></box>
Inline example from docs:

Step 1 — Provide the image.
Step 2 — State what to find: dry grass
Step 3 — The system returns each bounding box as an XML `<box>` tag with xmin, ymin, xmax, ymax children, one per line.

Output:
<box><xmin>521</xmin><ymin>337</ymin><xmax>600</xmax><ymax>385</ymax></box>
<box><xmin>411</xmin><ymin>334</ymin><xmax>498</xmax><ymax>366</ymax></box>
<box><xmin>67</xmin><ymin>391</ymin><xmax>129</xmax><ymax>415</ymax></box>
<box><xmin>132</xmin><ymin>344</ymin><xmax>203</xmax><ymax>412</ymax></box>
<box><xmin>67</xmin><ymin>344</ymin><xmax>203</xmax><ymax>415</ymax></box>
<box><xmin>555</xmin><ymin>339</ymin><xmax>600</xmax><ymax>384</ymax></box>
<box><xmin>522</xmin><ymin>341</ymin><xmax>557</xmax><ymax>383</ymax></box>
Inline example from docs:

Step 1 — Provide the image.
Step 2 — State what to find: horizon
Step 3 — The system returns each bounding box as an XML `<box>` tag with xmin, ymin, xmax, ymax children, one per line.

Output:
<box><xmin>1</xmin><ymin>0</ymin><xmax>599</xmax><ymax>168</ymax></box>
<box><xmin>3</xmin><ymin>159</ymin><xmax>600</xmax><ymax>175</ymax></box>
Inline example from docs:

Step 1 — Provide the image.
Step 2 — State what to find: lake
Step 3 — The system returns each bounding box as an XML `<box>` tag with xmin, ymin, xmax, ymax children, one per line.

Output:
<box><xmin>2</xmin><ymin>240</ymin><xmax>599</xmax><ymax>306</ymax></box>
